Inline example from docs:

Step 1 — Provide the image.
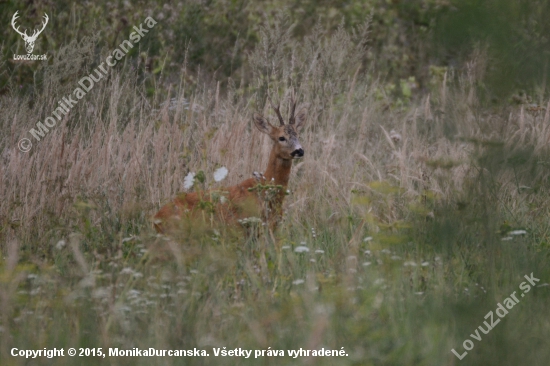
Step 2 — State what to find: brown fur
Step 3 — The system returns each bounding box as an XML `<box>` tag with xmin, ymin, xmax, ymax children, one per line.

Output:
<box><xmin>153</xmin><ymin>177</ymin><xmax>263</xmax><ymax>232</ymax></box>
<box><xmin>153</xmin><ymin>99</ymin><xmax>307</xmax><ymax>234</ymax></box>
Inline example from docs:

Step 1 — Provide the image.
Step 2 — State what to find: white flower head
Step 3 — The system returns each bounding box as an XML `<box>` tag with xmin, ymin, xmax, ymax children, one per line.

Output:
<box><xmin>213</xmin><ymin>167</ymin><xmax>228</xmax><ymax>182</ymax></box>
<box><xmin>55</xmin><ymin>240</ymin><xmax>66</xmax><ymax>250</ymax></box>
<box><xmin>294</xmin><ymin>246</ymin><xmax>309</xmax><ymax>253</ymax></box>
<box><xmin>183</xmin><ymin>172</ymin><xmax>195</xmax><ymax>190</ymax></box>
<box><xmin>390</xmin><ymin>129</ymin><xmax>402</xmax><ymax>143</ymax></box>
<box><xmin>120</xmin><ymin>267</ymin><xmax>134</xmax><ymax>275</ymax></box>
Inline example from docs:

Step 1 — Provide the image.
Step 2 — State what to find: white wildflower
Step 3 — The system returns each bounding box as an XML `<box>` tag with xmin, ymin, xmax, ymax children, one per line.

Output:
<box><xmin>509</xmin><ymin>230</ymin><xmax>527</xmax><ymax>236</ymax></box>
<box><xmin>117</xmin><ymin>305</ymin><xmax>132</xmax><ymax>313</ymax></box>
<box><xmin>55</xmin><ymin>240</ymin><xmax>66</xmax><ymax>250</ymax></box>
<box><xmin>120</xmin><ymin>267</ymin><xmax>134</xmax><ymax>275</ymax></box>
<box><xmin>390</xmin><ymin>129</ymin><xmax>402</xmax><ymax>143</ymax></box>
<box><xmin>183</xmin><ymin>172</ymin><xmax>195</xmax><ymax>190</ymax></box>
<box><xmin>213</xmin><ymin>167</ymin><xmax>228</xmax><ymax>182</ymax></box>
<box><xmin>238</xmin><ymin>217</ymin><xmax>262</xmax><ymax>225</ymax></box>
<box><xmin>127</xmin><ymin>289</ymin><xmax>141</xmax><ymax>298</ymax></box>
<box><xmin>292</xmin><ymin>279</ymin><xmax>305</xmax><ymax>285</ymax></box>
<box><xmin>363</xmin><ymin>236</ymin><xmax>373</xmax><ymax>242</ymax></box>
<box><xmin>294</xmin><ymin>246</ymin><xmax>309</xmax><ymax>253</ymax></box>
<box><xmin>92</xmin><ymin>287</ymin><xmax>110</xmax><ymax>299</ymax></box>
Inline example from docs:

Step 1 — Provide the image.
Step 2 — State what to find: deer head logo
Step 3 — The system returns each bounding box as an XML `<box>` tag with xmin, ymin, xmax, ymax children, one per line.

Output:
<box><xmin>11</xmin><ymin>11</ymin><xmax>49</xmax><ymax>54</ymax></box>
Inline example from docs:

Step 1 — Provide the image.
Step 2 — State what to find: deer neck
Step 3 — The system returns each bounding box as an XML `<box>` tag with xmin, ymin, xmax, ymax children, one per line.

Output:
<box><xmin>263</xmin><ymin>147</ymin><xmax>292</xmax><ymax>187</ymax></box>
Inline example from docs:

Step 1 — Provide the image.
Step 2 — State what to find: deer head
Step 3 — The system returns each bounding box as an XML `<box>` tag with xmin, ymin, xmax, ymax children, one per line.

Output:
<box><xmin>253</xmin><ymin>92</ymin><xmax>308</xmax><ymax>161</ymax></box>
<box><xmin>11</xmin><ymin>11</ymin><xmax>49</xmax><ymax>54</ymax></box>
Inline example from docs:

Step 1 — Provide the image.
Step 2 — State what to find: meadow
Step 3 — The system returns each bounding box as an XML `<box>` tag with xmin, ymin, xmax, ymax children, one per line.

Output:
<box><xmin>1</xmin><ymin>2</ymin><xmax>550</xmax><ymax>365</ymax></box>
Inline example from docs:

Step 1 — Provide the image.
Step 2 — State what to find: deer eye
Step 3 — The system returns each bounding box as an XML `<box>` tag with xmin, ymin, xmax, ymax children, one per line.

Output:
<box><xmin>278</xmin><ymin>136</ymin><xmax>286</xmax><ymax>142</ymax></box>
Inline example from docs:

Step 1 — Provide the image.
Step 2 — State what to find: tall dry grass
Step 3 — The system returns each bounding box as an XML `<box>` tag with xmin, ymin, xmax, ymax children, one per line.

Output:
<box><xmin>1</xmin><ymin>15</ymin><xmax>550</xmax><ymax>366</ymax></box>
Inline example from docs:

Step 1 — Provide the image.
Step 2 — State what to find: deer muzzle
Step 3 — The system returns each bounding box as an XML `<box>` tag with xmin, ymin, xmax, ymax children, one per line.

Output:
<box><xmin>291</xmin><ymin>148</ymin><xmax>304</xmax><ymax>158</ymax></box>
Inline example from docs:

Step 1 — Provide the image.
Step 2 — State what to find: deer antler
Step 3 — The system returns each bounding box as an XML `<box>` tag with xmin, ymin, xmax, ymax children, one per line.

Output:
<box><xmin>29</xmin><ymin>13</ymin><xmax>48</xmax><ymax>40</ymax></box>
<box><xmin>288</xmin><ymin>90</ymin><xmax>297</xmax><ymax>125</ymax></box>
<box><xmin>268</xmin><ymin>96</ymin><xmax>285</xmax><ymax>126</ymax></box>
<box><xmin>11</xmin><ymin>11</ymin><xmax>28</xmax><ymax>38</ymax></box>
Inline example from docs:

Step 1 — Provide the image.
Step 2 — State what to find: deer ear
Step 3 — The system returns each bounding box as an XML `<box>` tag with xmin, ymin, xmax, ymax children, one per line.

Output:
<box><xmin>293</xmin><ymin>107</ymin><xmax>308</xmax><ymax>131</ymax></box>
<box><xmin>253</xmin><ymin>113</ymin><xmax>275</xmax><ymax>135</ymax></box>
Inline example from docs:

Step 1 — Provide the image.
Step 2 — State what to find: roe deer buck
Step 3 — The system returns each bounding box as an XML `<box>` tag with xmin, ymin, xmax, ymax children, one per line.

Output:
<box><xmin>153</xmin><ymin>93</ymin><xmax>307</xmax><ymax>233</ymax></box>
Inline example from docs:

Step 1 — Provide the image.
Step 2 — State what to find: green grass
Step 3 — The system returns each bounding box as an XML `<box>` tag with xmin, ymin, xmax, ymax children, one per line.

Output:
<box><xmin>1</xmin><ymin>7</ymin><xmax>550</xmax><ymax>366</ymax></box>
